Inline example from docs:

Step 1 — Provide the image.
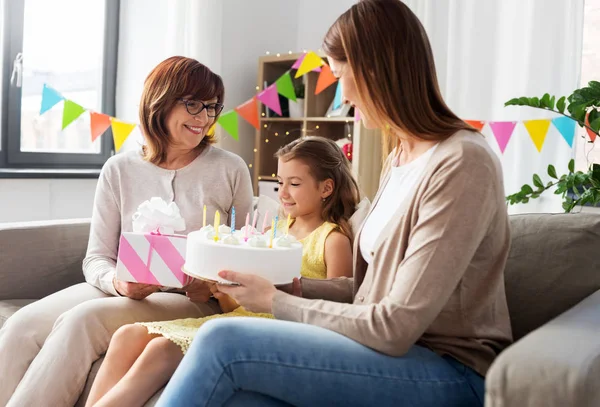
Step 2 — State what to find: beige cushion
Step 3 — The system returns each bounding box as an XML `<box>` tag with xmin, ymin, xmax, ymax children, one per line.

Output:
<box><xmin>504</xmin><ymin>213</ymin><xmax>600</xmax><ymax>340</ymax></box>
<box><xmin>0</xmin><ymin>299</ymin><xmax>37</xmax><ymax>328</ymax></box>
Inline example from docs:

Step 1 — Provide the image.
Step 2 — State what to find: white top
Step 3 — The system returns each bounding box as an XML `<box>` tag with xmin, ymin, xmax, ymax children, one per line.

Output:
<box><xmin>82</xmin><ymin>146</ymin><xmax>253</xmax><ymax>296</ymax></box>
<box><xmin>360</xmin><ymin>145</ymin><xmax>438</xmax><ymax>263</ymax></box>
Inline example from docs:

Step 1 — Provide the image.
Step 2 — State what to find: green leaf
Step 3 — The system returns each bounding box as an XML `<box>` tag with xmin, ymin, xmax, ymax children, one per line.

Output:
<box><xmin>533</xmin><ymin>174</ymin><xmax>544</xmax><ymax>188</ymax></box>
<box><xmin>548</xmin><ymin>164</ymin><xmax>558</xmax><ymax>179</ymax></box>
<box><xmin>529</xmin><ymin>97</ymin><xmax>540</xmax><ymax>107</ymax></box>
<box><xmin>505</xmin><ymin>98</ymin><xmax>521</xmax><ymax>106</ymax></box>
<box><xmin>556</xmin><ymin>96</ymin><xmax>566</xmax><ymax>113</ymax></box>
<box><xmin>519</xmin><ymin>96</ymin><xmax>531</xmax><ymax>105</ymax></box>
<box><xmin>589</xmin><ymin>81</ymin><xmax>600</xmax><ymax>92</ymax></box>
<box><xmin>590</xmin><ymin>117</ymin><xmax>600</xmax><ymax>134</ymax></box>
<box><xmin>522</xmin><ymin>197</ymin><xmax>529</xmax><ymax>204</ymax></box>
<box><xmin>521</xmin><ymin>184</ymin><xmax>534</xmax><ymax>195</ymax></box>
<box><xmin>541</xmin><ymin>93</ymin><xmax>551</xmax><ymax>109</ymax></box>
<box><xmin>549</xmin><ymin>95</ymin><xmax>556</xmax><ymax>110</ymax></box>
<box><xmin>568</xmin><ymin>159</ymin><xmax>575</xmax><ymax>173</ymax></box>
<box><xmin>562</xmin><ymin>200</ymin><xmax>574</xmax><ymax>212</ymax></box>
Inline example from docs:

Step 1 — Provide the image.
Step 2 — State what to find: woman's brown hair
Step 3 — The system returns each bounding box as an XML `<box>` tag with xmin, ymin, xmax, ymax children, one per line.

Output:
<box><xmin>139</xmin><ymin>56</ymin><xmax>224</xmax><ymax>165</ymax></box>
<box><xmin>323</xmin><ymin>0</ymin><xmax>476</xmax><ymax>156</ymax></box>
<box><xmin>275</xmin><ymin>137</ymin><xmax>360</xmax><ymax>238</ymax></box>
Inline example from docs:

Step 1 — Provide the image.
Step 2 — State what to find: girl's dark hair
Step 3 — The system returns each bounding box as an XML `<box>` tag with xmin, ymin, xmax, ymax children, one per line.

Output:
<box><xmin>275</xmin><ymin>136</ymin><xmax>360</xmax><ymax>237</ymax></box>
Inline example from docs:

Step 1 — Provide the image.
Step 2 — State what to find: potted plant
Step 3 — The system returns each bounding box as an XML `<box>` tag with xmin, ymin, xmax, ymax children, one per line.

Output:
<box><xmin>289</xmin><ymin>83</ymin><xmax>305</xmax><ymax>118</ymax></box>
<box><xmin>504</xmin><ymin>81</ymin><xmax>600</xmax><ymax>212</ymax></box>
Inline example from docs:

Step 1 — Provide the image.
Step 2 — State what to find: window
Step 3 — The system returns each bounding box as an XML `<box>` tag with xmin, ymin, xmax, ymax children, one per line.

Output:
<box><xmin>576</xmin><ymin>0</ymin><xmax>600</xmax><ymax>169</ymax></box>
<box><xmin>0</xmin><ymin>0</ymin><xmax>118</xmax><ymax>174</ymax></box>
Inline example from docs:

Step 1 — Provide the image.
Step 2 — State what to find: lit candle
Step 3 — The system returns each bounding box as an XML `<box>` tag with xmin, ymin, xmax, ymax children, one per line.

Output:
<box><xmin>214</xmin><ymin>210</ymin><xmax>220</xmax><ymax>241</ymax></box>
<box><xmin>244</xmin><ymin>212</ymin><xmax>250</xmax><ymax>241</ymax></box>
<box><xmin>269</xmin><ymin>218</ymin><xmax>275</xmax><ymax>248</ymax></box>
<box><xmin>286</xmin><ymin>213</ymin><xmax>291</xmax><ymax>235</ymax></box>
<box><xmin>262</xmin><ymin>210</ymin><xmax>269</xmax><ymax>234</ymax></box>
<box><xmin>230</xmin><ymin>206</ymin><xmax>236</xmax><ymax>234</ymax></box>
<box><xmin>203</xmin><ymin>205</ymin><xmax>206</xmax><ymax>228</ymax></box>
<box><xmin>273</xmin><ymin>215</ymin><xmax>279</xmax><ymax>239</ymax></box>
<box><xmin>251</xmin><ymin>209</ymin><xmax>258</xmax><ymax>231</ymax></box>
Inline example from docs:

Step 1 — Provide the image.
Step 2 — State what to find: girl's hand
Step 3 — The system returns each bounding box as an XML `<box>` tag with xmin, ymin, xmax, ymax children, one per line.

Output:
<box><xmin>216</xmin><ymin>271</ymin><xmax>277</xmax><ymax>313</ymax></box>
<box><xmin>210</xmin><ymin>285</ymin><xmax>240</xmax><ymax>313</ymax></box>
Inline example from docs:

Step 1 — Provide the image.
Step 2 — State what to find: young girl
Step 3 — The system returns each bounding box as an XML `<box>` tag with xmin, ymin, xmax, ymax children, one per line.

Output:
<box><xmin>85</xmin><ymin>136</ymin><xmax>360</xmax><ymax>407</ymax></box>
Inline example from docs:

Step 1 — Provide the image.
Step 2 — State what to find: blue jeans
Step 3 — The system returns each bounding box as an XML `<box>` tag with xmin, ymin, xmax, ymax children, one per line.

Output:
<box><xmin>157</xmin><ymin>318</ymin><xmax>484</xmax><ymax>407</ymax></box>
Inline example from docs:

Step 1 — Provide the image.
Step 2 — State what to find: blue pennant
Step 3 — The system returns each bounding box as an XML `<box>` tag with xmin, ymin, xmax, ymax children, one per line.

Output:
<box><xmin>552</xmin><ymin>116</ymin><xmax>576</xmax><ymax>147</ymax></box>
<box><xmin>40</xmin><ymin>84</ymin><xmax>64</xmax><ymax>115</ymax></box>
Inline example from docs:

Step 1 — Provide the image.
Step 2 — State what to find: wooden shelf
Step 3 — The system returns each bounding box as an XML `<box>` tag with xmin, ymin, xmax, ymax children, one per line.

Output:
<box><xmin>257</xmin><ymin>176</ymin><xmax>278</xmax><ymax>182</ymax></box>
<box><xmin>306</xmin><ymin>117</ymin><xmax>353</xmax><ymax>122</ymax></box>
<box><xmin>260</xmin><ymin>118</ymin><xmax>304</xmax><ymax>122</ymax></box>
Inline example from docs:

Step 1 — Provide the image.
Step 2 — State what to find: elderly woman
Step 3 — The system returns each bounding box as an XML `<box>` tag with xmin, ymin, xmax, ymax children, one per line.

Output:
<box><xmin>157</xmin><ymin>1</ymin><xmax>512</xmax><ymax>406</ymax></box>
<box><xmin>0</xmin><ymin>56</ymin><xmax>253</xmax><ymax>407</ymax></box>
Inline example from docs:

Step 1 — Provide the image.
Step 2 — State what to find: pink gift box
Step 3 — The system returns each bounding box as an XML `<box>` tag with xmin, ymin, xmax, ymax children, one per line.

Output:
<box><xmin>116</xmin><ymin>232</ymin><xmax>191</xmax><ymax>288</ymax></box>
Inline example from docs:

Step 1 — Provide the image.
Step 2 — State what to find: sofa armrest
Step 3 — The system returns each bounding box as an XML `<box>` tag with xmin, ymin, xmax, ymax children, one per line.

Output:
<box><xmin>486</xmin><ymin>290</ymin><xmax>600</xmax><ymax>407</ymax></box>
<box><xmin>0</xmin><ymin>219</ymin><xmax>90</xmax><ymax>300</ymax></box>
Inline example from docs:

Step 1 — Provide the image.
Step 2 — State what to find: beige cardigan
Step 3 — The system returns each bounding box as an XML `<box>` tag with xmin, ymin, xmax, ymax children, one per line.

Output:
<box><xmin>272</xmin><ymin>130</ymin><xmax>513</xmax><ymax>377</ymax></box>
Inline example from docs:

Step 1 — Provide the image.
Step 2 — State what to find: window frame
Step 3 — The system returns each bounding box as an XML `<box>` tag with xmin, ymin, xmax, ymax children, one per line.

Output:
<box><xmin>0</xmin><ymin>0</ymin><xmax>119</xmax><ymax>173</ymax></box>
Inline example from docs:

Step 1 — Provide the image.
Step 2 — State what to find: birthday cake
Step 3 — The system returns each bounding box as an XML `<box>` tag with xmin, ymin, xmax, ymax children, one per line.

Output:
<box><xmin>183</xmin><ymin>212</ymin><xmax>303</xmax><ymax>285</ymax></box>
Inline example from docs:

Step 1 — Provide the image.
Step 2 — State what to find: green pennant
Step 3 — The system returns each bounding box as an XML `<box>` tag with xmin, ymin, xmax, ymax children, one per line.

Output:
<box><xmin>275</xmin><ymin>71</ymin><xmax>296</xmax><ymax>102</ymax></box>
<box><xmin>218</xmin><ymin>110</ymin><xmax>239</xmax><ymax>140</ymax></box>
<box><xmin>62</xmin><ymin>100</ymin><xmax>86</xmax><ymax>129</ymax></box>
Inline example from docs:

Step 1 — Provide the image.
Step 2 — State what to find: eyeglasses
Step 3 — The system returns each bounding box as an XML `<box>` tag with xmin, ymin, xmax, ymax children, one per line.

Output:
<box><xmin>178</xmin><ymin>98</ymin><xmax>224</xmax><ymax>117</ymax></box>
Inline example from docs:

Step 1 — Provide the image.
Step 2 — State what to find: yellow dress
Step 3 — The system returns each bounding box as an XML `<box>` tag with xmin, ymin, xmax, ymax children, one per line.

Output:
<box><xmin>138</xmin><ymin>221</ymin><xmax>339</xmax><ymax>353</ymax></box>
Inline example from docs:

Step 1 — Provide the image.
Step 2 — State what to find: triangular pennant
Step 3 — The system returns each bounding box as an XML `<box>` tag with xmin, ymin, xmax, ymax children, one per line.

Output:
<box><xmin>292</xmin><ymin>54</ymin><xmax>322</xmax><ymax>72</ymax></box>
<box><xmin>585</xmin><ymin>112</ymin><xmax>598</xmax><ymax>142</ymax></box>
<box><xmin>465</xmin><ymin>120</ymin><xmax>486</xmax><ymax>132</ymax></box>
<box><xmin>315</xmin><ymin>64</ymin><xmax>338</xmax><ymax>95</ymax></box>
<box><xmin>257</xmin><ymin>83</ymin><xmax>282</xmax><ymax>116</ymax></box>
<box><xmin>524</xmin><ymin>119</ymin><xmax>551</xmax><ymax>152</ymax></box>
<box><xmin>235</xmin><ymin>97</ymin><xmax>260</xmax><ymax>129</ymax></box>
<box><xmin>206</xmin><ymin>123</ymin><xmax>216</xmax><ymax>136</ymax></box>
<box><xmin>333</xmin><ymin>81</ymin><xmax>343</xmax><ymax>110</ymax></box>
<box><xmin>552</xmin><ymin>117</ymin><xmax>576</xmax><ymax>147</ymax></box>
<box><xmin>111</xmin><ymin>118</ymin><xmax>137</xmax><ymax>152</ymax></box>
<box><xmin>40</xmin><ymin>84</ymin><xmax>65</xmax><ymax>115</ymax></box>
<box><xmin>489</xmin><ymin>121</ymin><xmax>517</xmax><ymax>154</ymax></box>
<box><xmin>354</xmin><ymin>109</ymin><xmax>361</xmax><ymax>122</ymax></box>
<box><xmin>62</xmin><ymin>100</ymin><xmax>86</xmax><ymax>129</ymax></box>
<box><xmin>90</xmin><ymin>112</ymin><xmax>112</xmax><ymax>142</ymax></box>
<box><xmin>294</xmin><ymin>51</ymin><xmax>324</xmax><ymax>78</ymax></box>
<box><xmin>275</xmin><ymin>72</ymin><xmax>296</xmax><ymax>102</ymax></box>
<box><xmin>217</xmin><ymin>110</ymin><xmax>239</xmax><ymax>140</ymax></box>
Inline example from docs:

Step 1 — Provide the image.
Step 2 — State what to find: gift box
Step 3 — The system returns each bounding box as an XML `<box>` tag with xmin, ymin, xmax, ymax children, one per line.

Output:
<box><xmin>115</xmin><ymin>197</ymin><xmax>192</xmax><ymax>288</ymax></box>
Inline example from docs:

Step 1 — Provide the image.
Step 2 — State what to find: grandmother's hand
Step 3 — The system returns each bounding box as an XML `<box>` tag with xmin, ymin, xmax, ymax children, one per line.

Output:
<box><xmin>113</xmin><ymin>278</ymin><xmax>160</xmax><ymax>300</ymax></box>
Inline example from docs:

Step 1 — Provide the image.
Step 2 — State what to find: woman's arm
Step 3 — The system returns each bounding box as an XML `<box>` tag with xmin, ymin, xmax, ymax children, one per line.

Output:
<box><xmin>82</xmin><ymin>161</ymin><xmax>122</xmax><ymax>296</ymax></box>
<box><xmin>324</xmin><ymin>231</ymin><xmax>353</xmax><ymax>278</ymax></box>
<box><xmin>272</xmin><ymin>148</ymin><xmax>500</xmax><ymax>356</ymax></box>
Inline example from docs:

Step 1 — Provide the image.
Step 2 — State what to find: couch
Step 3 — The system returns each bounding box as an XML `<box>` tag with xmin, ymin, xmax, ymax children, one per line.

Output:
<box><xmin>1</xmin><ymin>212</ymin><xmax>599</xmax><ymax>406</ymax></box>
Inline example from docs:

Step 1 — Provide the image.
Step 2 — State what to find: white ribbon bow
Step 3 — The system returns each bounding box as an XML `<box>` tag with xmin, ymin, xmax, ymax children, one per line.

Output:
<box><xmin>132</xmin><ymin>197</ymin><xmax>186</xmax><ymax>235</ymax></box>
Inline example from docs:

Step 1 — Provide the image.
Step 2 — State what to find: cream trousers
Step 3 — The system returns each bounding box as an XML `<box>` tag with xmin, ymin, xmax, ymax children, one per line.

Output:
<box><xmin>0</xmin><ymin>283</ymin><xmax>220</xmax><ymax>407</ymax></box>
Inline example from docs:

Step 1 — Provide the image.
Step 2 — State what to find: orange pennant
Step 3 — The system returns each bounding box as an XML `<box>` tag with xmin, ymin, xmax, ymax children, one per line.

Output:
<box><xmin>235</xmin><ymin>97</ymin><xmax>260</xmax><ymax>129</ymax></box>
<box><xmin>90</xmin><ymin>112</ymin><xmax>112</xmax><ymax>142</ymax></box>
<box><xmin>585</xmin><ymin>112</ymin><xmax>597</xmax><ymax>142</ymax></box>
<box><xmin>465</xmin><ymin>120</ymin><xmax>485</xmax><ymax>132</ymax></box>
<box><xmin>315</xmin><ymin>64</ymin><xmax>337</xmax><ymax>95</ymax></box>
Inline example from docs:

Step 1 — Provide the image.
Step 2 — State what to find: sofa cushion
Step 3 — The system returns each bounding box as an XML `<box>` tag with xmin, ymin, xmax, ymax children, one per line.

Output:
<box><xmin>505</xmin><ymin>213</ymin><xmax>600</xmax><ymax>340</ymax></box>
<box><xmin>0</xmin><ymin>299</ymin><xmax>36</xmax><ymax>328</ymax></box>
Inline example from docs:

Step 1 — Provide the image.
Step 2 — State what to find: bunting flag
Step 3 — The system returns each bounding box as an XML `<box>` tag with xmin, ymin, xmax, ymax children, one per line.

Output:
<box><xmin>218</xmin><ymin>110</ymin><xmax>239</xmax><ymax>140</ymax></box>
<box><xmin>257</xmin><ymin>83</ymin><xmax>282</xmax><ymax>116</ymax></box>
<box><xmin>275</xmin><ymin>71</ymin><xmax>296</xmax><ymax>102</ymax></box>
<box><xmin>465</xmin><ymin>120</ymin><xmax>485</xmax><ymax>132</ymax></box>
<box><xmin>90</xmin><ymin>112</ymin><xmax>112</xmax><ymax>142</ymax></box>
<box><xmin>333</xmin><ymin>81</ymin><xmax>343</xmax><ymax>110</ymax></box>
<box><xmin>111</xmin><ymin>119</ymin><xmax>137</xmax><ymax>152</ymax></box>
<box><xmin>552</xmin><ymin>116</ymin><xmax>576</xmax><ymax>147</ymax></box>
<box><xmin>291</xmin><ymin>54</ymin><xmax>322</xmax><ymax>72</ymax></box>
<box><xmin>315</xmin><ymin>64</ymin><xmax>338</xmax><ymax>95</ymax></box>
<box><xmin>206</xmin><ymin>123</ymin><xmax>216</xmax><ymax>136</ymax></box>
<box><xmin>235</xmin><ymin>97</ymin><xmax>260</xmax><ymax>129</ymax></box>
<box><xmin>295</xmin><ymin>51</ymin><xmax>324</xmax><ymax>78</ymax></box>
<box><xmin>40</xmin><ymin>84</ymin><xmax>65</xmax><ymax>115</ymax></box>
<box><xmin>354</xmin><ymin>109</ymin><xmax>361</xmax><ymax>122</ymax></box>
<box><xmin>585</xmin><ymin>112</ymin><xmax>597</xmax><ymax>142</ymax></box>
<box><xmin>61</xmin><ymin>100</ymin><xmax>86</xmax><ymax>129</ymax></box>
<box><xmin>524</xmin><ymin>119</ymin><xmax>551</xmax><ymax>152</ymax></box>
<box><xmin>489</xmin><ymin>121</ymin><xmax>517</xmax><ymax>154</ymax></box>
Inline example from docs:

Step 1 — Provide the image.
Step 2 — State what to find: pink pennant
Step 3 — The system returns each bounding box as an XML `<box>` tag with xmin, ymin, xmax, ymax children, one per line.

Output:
<box><xmin>354</xmin><ymin>109</ymin><xmax>361</xmax><ymax>122</ymax></box>
<box><xmin>489</xmin><ymin>121</ymin><xmax>517</xmax><ymax>154</ymax></box>
<box><xmin>291</xmin><ymin>54</ymin><xmax>322</xmax><ymax>72</ymax></box>
<box><xmin>257</xmin><ymin>83</ymin><xmax>282</xmax><ymax>116</ymax></box>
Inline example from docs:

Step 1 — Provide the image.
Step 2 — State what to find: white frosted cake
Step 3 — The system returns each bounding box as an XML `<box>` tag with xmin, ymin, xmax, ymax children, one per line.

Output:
<box><xmin>183</xmin><ymin>225</ymin><xmax>303</xmax><ymax>285</ymax></box>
